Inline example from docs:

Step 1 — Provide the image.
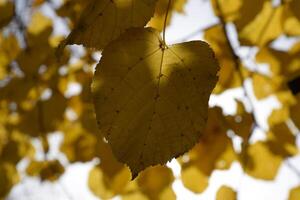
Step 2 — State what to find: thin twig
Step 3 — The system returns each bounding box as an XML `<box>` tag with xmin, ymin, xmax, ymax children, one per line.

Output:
<box><xmin>162</xmin><ymin>0</ymin><xmax>172</xmax><ymax>43</ymax></box>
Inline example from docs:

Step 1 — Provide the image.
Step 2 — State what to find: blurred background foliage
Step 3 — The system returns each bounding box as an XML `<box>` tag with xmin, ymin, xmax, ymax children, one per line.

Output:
<box><xmin>0</xmin><ymin>0</ymin><xmax>300</xmax><ymax>199</ymax></box>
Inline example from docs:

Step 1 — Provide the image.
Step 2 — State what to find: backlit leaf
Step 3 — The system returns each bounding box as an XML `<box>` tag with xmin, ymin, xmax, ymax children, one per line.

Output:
<box><xmin>239</xmin><ymin>1</ymin><xmax>284</xmax><ymax>47</ymax></box>
<box><xmin>61</xmin><ymin>0</ymin><xmax>157</xmax><ymax>50</ymax></box>
<box><xmin>289</xmin><ymin>186</ymin><xmax>300</xmax><ymax>200</ymax></box>
<box><xmin>216</xmin><ymin>185</ymin><xmax>237</xmax><ymax>200</ymax></box>
<box><xmin>92</xmin><ymin>27</ymin><xmax>219</xmax><ymax>178</ymax></box>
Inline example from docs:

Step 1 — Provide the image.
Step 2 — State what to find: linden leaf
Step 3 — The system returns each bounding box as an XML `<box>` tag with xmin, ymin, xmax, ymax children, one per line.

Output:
<box><xmin>61</xmin><ymin>0</ymin><xmax>157</xmax><ymax>50</ymax></box>
<box><xmin>216</xmin><ymin>185</ymin><xmax>237</xmax><ymax>200</ymax></box>
<box><xmin>92</xmin><ymin>27</ymin><xmax>219</xmax><ymax>178</ymax></box>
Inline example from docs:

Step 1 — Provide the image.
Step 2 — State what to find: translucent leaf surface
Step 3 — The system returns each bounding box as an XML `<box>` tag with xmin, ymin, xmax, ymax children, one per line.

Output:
<box><xmin>92</xmin><ymin>27</ymin><xmax>219</xmax><ymax>178</ymax></box>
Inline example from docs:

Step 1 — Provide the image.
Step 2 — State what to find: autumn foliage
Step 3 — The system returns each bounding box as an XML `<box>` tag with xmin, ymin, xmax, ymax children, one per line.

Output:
<box><xmin>0</xmin><ymin>0</ymin><xmax>300</xmax><ymax>199</ymax></box>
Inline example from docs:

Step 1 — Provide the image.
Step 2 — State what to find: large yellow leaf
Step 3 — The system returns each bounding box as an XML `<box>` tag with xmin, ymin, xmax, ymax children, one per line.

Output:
<box><xmin>92</xmin><ymin>27</ymin><xmax>219</xmax><ymax>178</ymax></box>
<box><xmin>216</xmin><ymin>185</ymin><xmax>237</xmax><ymax>200</ymax></box>
<box><xmin>62</xmin><ymin>0</ymin><xmax>157</xmax><ymax>49</ymax></box>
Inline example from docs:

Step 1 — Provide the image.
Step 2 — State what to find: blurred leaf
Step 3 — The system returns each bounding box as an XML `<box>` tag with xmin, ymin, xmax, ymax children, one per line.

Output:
<box><xmin>252</xmin><ymin>73</ymin><xmax>284</xmax><ymax>99</ymax></box>
<box><xmin>61</xmin><ymin>0</ymin><xmax>157</xmax><ymax>50</ymax></box>
<box><xmin>244</xmin><ymin>141</ymin><xmax>283</xmax><ymax>180</ymax></box>
<box><xmin>289</xmin><ymin>185</ymin><xmax>300</xmax><ymax>200</ymax></box>
<box><xmin>239</xmin><ymin>1</ymin><xmax>284</xmax><ymax>47</ymax></box>
<box><xmin>180</xmin><ymin>107</ymin><xmax>236</xmax><ymax>193</ymax></box>
<box><xmin>0</xmin><ymin>1</ymin><xmax>14</xmax><ymax>28</ymax></box>
<box><xmin>226</xmin><ymin>100</ymin><xmax>253</xmax><ymax>140</ymax></box>
<box><xmin>26</xmin><ymin>160</ymin><xmax>65</xmax><ymax>181</ymax></box>
<box><xmin>148</xmin><ymin>0</ymin><xmax>187</xmax><ymax>31</ymax></box>
<box><xmin>204</xmin><ymin>25</ymin><xmax>241</xmax><ymax>93</ymax></box>
<box><xmin>0</xmin><ymin>163</ymin><xmax>19</xmax><ymax>198</ymax></box>
<box><xmin>216</xmin><ymin>185</ymin><xmax>237</xmax><ymax>200</ymax></box>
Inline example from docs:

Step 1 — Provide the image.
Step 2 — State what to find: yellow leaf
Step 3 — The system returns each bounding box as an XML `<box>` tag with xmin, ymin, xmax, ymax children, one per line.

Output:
<box><xmin>268</xmin><ymin>91</ymin><xmax>297</xmax><ymax>127</ymax></box>
<box><xmin>148</xmin><ymin>0</ymin><xmax>187</xmax><ymax>31</ymax></box>
<box><xmin>180</xmin><ymin>107</ymin><xmax>236</xmax><ymax>193</ymax></box>
<box><xmin>0</xmin><ymin>34</ymin><xmax>20</xmax><ymax>79</ymax></box>
<box><xmin>181</xmin><ymin>166</ymin><xmax>209</xmax><ymax>193</ymax></box>
<box><xmin>57</xmin><ymin>0</ymin><xmax>90</xmax><ymax>25</ymax></box>
<box><xmin>27</xmin><ymin>12</ymin><xmax>52</xmax><ymax>36</ymax></box>
<box><xmin>244</xmin><ymin>142</ymin><xmax>283</xmax><ymax>180</ymax></box>
<box><xmin>60</xmin><ymin>122</ymin><xmax>97</xmax><ymax>162</ymax></box>
<box><xmin>92</xmin><ymin>27</ymin><xmax>219</xmax><ymax>178</ymax></box>
<box><xmin>252</xmin><ymin>73</ymin><xmax>284</xmax><ymax>99</ymax></box>
<box><xmin>290</xmin><ymin>94</ymin><xmax>300</xmax><ymax>128</ymax></box>
<box><xmin>267</xmin><ymin>123</ymin><xmax>298</xmax><ymax>157</ymax></box>
<box><xmin>289</xmin><ymin>0</ymin><xmax>300</xmax><ymax>21</ymax></box>
<box><xmin>233</xmin><ymin>0</ymin><xmax>267</xmax><ymax>30</ymax></box>
<box><xmin>289</xmin><ymin>186</ymin><xmax>300</xmax><ymax>200</ymax></box>
<box><xmin>62</xmin><ymin>0</ymin><xmax>157</xmax><ymax>49</ymax></box>
<box><xmin>210</xmin><ymin>0</ymin><xmax>242</xmax><ymax>22</ymax></box>
<box><xmin>216</xmin><ymin>185</ymin><xmax>237</xmax><ymax>200</ymax></box>
<box><xmin>204</xmin><ymin>25</ymin><xmax>241</xmax><ymax>93</ymax></box>
<box><xmin>137</xmin><ymin>165</ymin><xmax>174</xmax><ymax>199</ymax></box>
<box><xmin>26</xmin><ymin>160</ymin><xmax>65</xmax><ymax>181</ymax></box>
<box><xmin>0</xmin><ymin>1</ymin><xmax>14</xmax><ymax>28</ymax></box>
<box><xmin>226</xmin><ymin>100</ymin><xmax>253</xmax><ymax>140</ymax></box>
<box><xmin>239</xmin><ymin>1</ymin><xmax>284</xmax><ymax>47</ymax></box>
<box><xmin>0</xmin><ymin>163</ymin><xmax>19</xmax><ymax>198</ymax></box>
<box><xmin>283</xmin><ymin>6</ymin><xmax>300</xmax><ymax>36</ymax></box>
<box><xmin>88</xmin><ymin>165</ymin><xmax>131</xmax><ymax>199</ymax></box>
<box><xmin>0</xmin><ymin>130</ymin><xmax>35</xmax><ymax>164</ymax></box>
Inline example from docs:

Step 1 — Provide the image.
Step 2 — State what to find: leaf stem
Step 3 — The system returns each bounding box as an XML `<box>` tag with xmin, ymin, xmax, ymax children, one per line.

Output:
<box><xmin>162</xmin><ymin>0</ymin><xmax>172</xmax><ymax>44</ymax></box>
